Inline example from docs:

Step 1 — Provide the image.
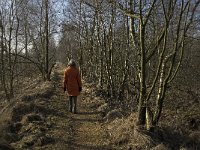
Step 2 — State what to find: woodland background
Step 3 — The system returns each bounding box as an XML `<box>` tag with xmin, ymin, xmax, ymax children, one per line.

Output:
<box><xmin>0</xmin><ymin>0</ymin><xmax>200</xmax><ymax>135</ymax></box>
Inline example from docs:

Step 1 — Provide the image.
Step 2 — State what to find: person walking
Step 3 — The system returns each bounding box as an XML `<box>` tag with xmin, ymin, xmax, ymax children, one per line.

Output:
<box><xmin>63</xmin><ymin>59</ymin><xmax>82</xmax><ymax>113</ymax></box>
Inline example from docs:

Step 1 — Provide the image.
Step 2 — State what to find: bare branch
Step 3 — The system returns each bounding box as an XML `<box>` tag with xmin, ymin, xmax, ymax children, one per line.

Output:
<box><xmin>144</xmin><ymin>0</ymin><xmax>157</xmax><ymax>26</ymax></box>
<box><xmin>108</xmin><ymin>0</ymin><xmax>140</xmax><ymax>19</ymax></box>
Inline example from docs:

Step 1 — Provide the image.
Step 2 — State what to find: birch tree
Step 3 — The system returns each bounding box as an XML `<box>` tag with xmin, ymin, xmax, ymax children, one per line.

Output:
<box><xmin>109</xmin><ymin>0</ymin><xmax>200</xmax><ymax>130</ymax></box>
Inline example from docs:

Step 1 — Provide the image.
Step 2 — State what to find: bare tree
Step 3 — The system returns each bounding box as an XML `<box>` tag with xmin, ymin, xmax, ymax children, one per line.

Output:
<box><xmin>108</xmin><ymin>0</ymin><xmax>200</xmax><ymax>130</ymax></box>
<box><xmin>0</xmin><ymin>0</ymin><xmax>58</xmax><ymax>100</ymax></box>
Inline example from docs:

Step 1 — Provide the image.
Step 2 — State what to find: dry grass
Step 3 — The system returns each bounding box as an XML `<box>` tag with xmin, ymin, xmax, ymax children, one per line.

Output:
<box><xmin>105</xmin><ymin>85</ymin><xmax>200</xmax><ymax>150</ymax></box>
<box><xmin>0</xmin><ymin>63</ymin><xmax>199</xmax><ymax>150</ymax></box>
<box><xmin>106</xmin><ymin>113</ymin><xmax>158</xmax><ymax>149</ymax></box>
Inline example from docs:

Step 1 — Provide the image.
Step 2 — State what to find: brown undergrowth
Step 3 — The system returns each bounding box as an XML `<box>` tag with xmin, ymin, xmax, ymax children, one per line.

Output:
<box><xmin>0</xmin><ymin>63</ymin><xmax>111</xmax><ymax>150</ymax></box>
<box><xmin>0</xmin><ymin>63</ymin><xmax>199</xmax><ymax>150</ymax></box>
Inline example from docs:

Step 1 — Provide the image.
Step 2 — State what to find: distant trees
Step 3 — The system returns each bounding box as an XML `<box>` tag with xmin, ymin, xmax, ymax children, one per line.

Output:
<box><xmin>0</xmin><ymin>0</ymin><xmax>58</xmax><ymax>100</ymax></box>
<box><xmin>23</xmin><ymin>0</ymin><xmax>56</xmax><ymax>81</ymax></box>
<box><xmin>59</xmin><ymin>0</ymin><xmax>132</xmax><ymax>101</ymax></box>
<box><xmin>0</xmin><ymin>0</ymin><xmax>199</xmax><ymax>131</ymax></box>
<box><xmin>0</xmin><ymin>0</ymin><xmax>20</xmax><ymax>100</ymax></box>
<box><xmin>57</xmin><ymin>0</ymin><xmax>200</xmax><ymax>131</ymax></box>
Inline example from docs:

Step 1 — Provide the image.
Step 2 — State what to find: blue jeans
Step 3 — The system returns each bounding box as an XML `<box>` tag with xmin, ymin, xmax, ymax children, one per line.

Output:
<box><xmin>69</xmin><ymin>96</ymin><xmax>77</xmax><ymax>113</ymax></box>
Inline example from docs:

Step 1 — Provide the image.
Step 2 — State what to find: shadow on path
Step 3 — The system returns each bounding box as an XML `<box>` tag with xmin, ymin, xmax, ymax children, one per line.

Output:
<box><xmin>78</xmin><ymin>111</ymin><xmax>101</xmax><ymax>115</ymax></box>
<box><xmin>67</xmin><ymin>141</ymin><xmax>112</xmax><ymax>150</ymax></box>
<box><xmin>66</xmin><ymin>107</ymin><xmax>109</xmax><ymax>149</ymax></box>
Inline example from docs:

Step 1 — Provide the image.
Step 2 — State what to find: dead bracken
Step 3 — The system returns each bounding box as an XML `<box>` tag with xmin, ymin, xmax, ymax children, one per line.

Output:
<box><xmin>0</xmin><ymin>64</ymin><xmax>199</xmax><ymax>150</ymax></box>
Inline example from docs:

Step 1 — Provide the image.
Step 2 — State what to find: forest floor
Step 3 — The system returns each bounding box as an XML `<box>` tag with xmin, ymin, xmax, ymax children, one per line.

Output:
<box><xmin>0</xmin><ymin>63</ymin><xmax>200</xmax><ymax>150</ymax></box>
<box><xmin>0</xmin><ymin>63</ymin><xmax>115</xmax><ymax>150</ymax></box>
<box><xmin>46</xmin><ymin>65</ymin><xmax>112</xmax><ymax>150</ymax></box>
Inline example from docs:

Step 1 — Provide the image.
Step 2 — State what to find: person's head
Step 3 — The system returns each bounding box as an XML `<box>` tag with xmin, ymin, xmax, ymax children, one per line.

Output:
<box><xmin>68</xmin><ymin>59</ymin><xmax>76</xmax><ymax>67</ymax></box>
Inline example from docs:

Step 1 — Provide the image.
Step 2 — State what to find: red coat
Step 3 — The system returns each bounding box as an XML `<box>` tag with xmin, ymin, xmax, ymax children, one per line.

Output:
<box><xmin>63</xmin><ymin>66</ymin><xmax>82</xmax><ymax>96</ymax></box>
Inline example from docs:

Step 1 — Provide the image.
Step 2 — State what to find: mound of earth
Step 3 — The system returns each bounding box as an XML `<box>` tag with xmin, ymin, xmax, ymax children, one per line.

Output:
<box><xmin>0</xmin><ymin>63</ymin><xmax>199</xmax><ymax>150</ymax></box>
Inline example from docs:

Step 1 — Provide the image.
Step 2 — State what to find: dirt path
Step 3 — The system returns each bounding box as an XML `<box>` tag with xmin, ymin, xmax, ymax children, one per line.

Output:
<box><xmin>50</xmin><ymin>66</ymin><xmax>111</xmax><ymax>150</ymax></box>
<box><xmin>5</xmin><ymin>64</ymin><xmax>199</xmax><ymax>150</ymax></box>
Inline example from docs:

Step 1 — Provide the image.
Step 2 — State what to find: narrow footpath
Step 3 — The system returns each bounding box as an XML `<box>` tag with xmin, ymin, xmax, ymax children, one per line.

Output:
<box><xmin>49</xmin><ymin>65</ymin><xmax>112</xmax><ymax>150</ymax></box>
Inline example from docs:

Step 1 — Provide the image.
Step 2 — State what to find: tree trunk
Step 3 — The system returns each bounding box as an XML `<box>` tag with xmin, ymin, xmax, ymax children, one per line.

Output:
<box><xmin>45</xmin><ymin>0</ymin><xmax>50</xmax><ymax>81</ymax></box>
<box><xmin>137</xmin><ymin>1</ymin><xmax>147</xmax><ymax>125</ymax></box>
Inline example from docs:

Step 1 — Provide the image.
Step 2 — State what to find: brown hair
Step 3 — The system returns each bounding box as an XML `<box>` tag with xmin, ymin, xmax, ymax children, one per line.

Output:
<box><xmin>68</xmin><ymin>59</ymin><xmax>76</xmax><ymax>67</ymax></box>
